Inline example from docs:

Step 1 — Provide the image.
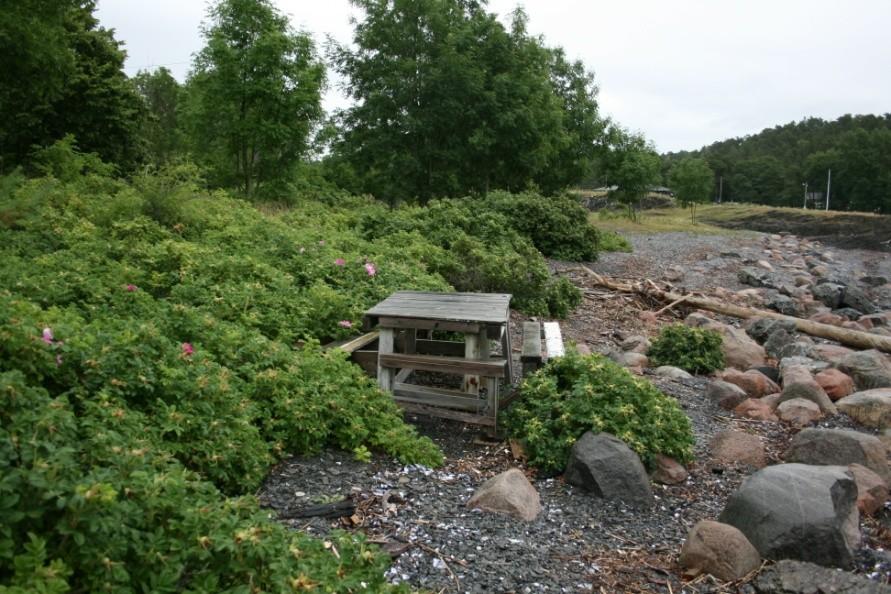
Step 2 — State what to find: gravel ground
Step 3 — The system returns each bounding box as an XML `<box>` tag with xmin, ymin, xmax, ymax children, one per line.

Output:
<box><xmin>261</xmin><ymin>229</ymin><xmax>891</xmax><ymax>593</ymax></box>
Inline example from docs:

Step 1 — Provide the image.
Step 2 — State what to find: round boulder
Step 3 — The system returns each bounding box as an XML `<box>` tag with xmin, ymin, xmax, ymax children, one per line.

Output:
<box><xmin>679</xmin><ymin>520</ymin><xmax>761</xmax><ymax>581</ymax></box>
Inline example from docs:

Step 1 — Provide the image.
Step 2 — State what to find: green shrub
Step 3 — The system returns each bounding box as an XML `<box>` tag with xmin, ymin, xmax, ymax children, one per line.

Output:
<box><xmin>503</xmin><ymin>350</ymin><xmax>694</xmax><ymax>474</ymax></box>
<box><xmin>648</xmin><ymin>323</ymin><xmax>725</xmax><ymax>374</ymax></box>
<box><xmin>481</xmin><ymin>191</ymin><xmax>601</xmax><ymax>261</ymax></box>
<box><xmin>0</xmin><ymin>370</ymin><xmax>410</xmax><ymax>593</ymax></box>
<box><xmin>596</xmin><ymin>229</ymin><xmax>633</xmax><ymax>253</ymax></box>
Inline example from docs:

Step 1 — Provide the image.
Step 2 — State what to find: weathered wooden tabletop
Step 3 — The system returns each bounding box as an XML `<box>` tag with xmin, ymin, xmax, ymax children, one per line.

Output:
<box><xmin>363</xmin><ymin>291</ymin><xmax>512</xmax><ymax>326</ymax></box>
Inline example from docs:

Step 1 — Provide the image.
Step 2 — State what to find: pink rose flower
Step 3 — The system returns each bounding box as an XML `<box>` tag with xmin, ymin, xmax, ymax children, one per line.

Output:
<box><xmin>42</xmin><ymin>327</ymin><xmax>54</xmax><ymax>345</ymax></box>
<box><xmin>364</xmin><ymin>262</ymin><xmax>377</xmax><ymax>276</ymax></box>
<box><xmin>181</xmin><ymin>342</ymin><xmax>194</xmax><ymax>357</ymax></box>
<box><xmin>338</xmin><ymin>320</ymin><xmax>353</xmax><ymax>329</ymax></box>
<box><xmin>334</xmin><ymin>258</ymin><xmax>346</xmax><ymax>266</ymax></box>
<box><xmin>125</xmin><ymin>284</ymin><xmax>138</xmax><ymax>292</ymax></box>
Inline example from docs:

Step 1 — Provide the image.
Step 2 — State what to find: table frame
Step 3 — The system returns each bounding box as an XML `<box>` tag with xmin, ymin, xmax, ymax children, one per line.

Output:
<box><xmin>363</xmin><ymin>291</ymin><xmax>513</xmax><ymax>430</ymax></box>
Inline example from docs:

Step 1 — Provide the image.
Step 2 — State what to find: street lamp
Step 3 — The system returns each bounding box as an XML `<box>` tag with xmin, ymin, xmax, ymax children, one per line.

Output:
<box><xmin>802</xmin><ymin>182</ymin><xmax>808</xmax><ymax>209</ymax></box>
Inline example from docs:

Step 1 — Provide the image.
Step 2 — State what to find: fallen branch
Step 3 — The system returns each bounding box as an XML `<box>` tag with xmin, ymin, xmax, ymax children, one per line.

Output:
<box><xmin>573</xmin><ymin>266</ymin><xmax>891</xmax><ymax>354</ymax></box>
<box><xmin>654</xmin><ymin>294</ymin><xmax>691</xmax><ymax>316</ymax></box>
<box><xmin>278</xmin><ymin>499</ymin><xmax>356</xmax><ymax>520</ymax></box>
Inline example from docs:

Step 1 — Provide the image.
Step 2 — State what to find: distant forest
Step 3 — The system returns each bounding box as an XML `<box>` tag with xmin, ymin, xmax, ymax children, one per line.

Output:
<box><xmin>664</xmin><ymin>114</ymin><xmax>891</xmax><ymax>213</ymax></box>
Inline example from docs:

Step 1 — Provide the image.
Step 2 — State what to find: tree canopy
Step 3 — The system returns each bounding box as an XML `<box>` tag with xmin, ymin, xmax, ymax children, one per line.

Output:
<box><xmin>664</xmin><ymin>114</ymin><xmax>891</xmax><ymax>213</ymax></box>
<box><xmin>328</xmin><ymin>0</ymin><xmax>605</xmax><ymax>204</ymax></box>
<box><xmin>0</xmin><ymin>0</ymin><xmax>145</xmax><ymax>173</ymax></box>
<box><xmin>184</xmin><ymin>0</ymin><xmax>325</xmax><ymax>198</ymax></box>
<box><xmin>669</xmin><ymin>157</ymin><xmax>713</xmax><ymax>223</ymax></box>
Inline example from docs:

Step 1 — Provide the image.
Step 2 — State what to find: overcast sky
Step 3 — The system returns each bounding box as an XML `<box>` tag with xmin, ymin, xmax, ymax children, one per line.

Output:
<box><xmin>96</xmin><ymin>0</ymin><xmax>891</xmax><ymax>153</ymax></box>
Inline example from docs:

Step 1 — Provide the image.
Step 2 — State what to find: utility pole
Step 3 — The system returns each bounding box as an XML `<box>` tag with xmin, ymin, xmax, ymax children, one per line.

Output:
<box><xmin>825</xmin><ymin>169</ymin><xmax>832</xmax><ymax>211</ymax></box>
<box><xmin>718</xmin><ymin>176</ymin><xmax>723</xmax><ymax>203</ymax></box>
<box><xmin>802</xmin><ymin>182</ymin><xmax>808</xmax><ymax>209</ymax></box>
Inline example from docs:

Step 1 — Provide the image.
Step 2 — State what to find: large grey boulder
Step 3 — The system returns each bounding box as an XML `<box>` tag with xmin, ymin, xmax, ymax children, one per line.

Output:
<box><xmin>784</xmin><ymin>428</ymin><xmax>891</xmax><ymax>484</ymax></box>
<box><xmin>746</xmin><ymin>317</ymin><xmax>797</xmax><ymax>344</ymax></box>
<box><xmin>679</xmin><ymin>520</ymin><xmax>761</xmax><ymax>581</ymax></box>
<box><xmin>837</xmin><ymin>388</ymin><xmax>891</xmax><ymax>429</ymax></box>
<box><xmin>466</xmin><ymin>468</ymin><xmax>541</xmax><ymax>521</ymax></box>
<box><xmin>839</xmin><ymin>350</ymin><xmax>891</xmax><ymax>391</ymax></box>
<box><xmin>718</xmin><ymin>464</ymin><xmax>860</xmax><ymax>568</ymax></box>
<box><xmin>564</xmin><ymin>432</ymin><xmax>654</xmax><ymax>508</ymax></box>
<box><xmin>778</xmin><ymin>364</ymin><xmax>837</xmax><ymax>414</ymax></box>
<box><xmin>753</xmin><ymin>560</ymin><xmax>891</xmax><ymax>594</ymax></box>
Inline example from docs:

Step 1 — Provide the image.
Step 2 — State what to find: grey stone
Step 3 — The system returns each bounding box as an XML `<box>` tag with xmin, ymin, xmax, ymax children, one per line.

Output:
<box><xmin>564</xmin><ymin>432</ymin><xmax>654</xmax><ymax>508</ymax></box>
<box><xmin>466</xmin><ymin>468</ymin><xmax>542</xmax><ymax>521</ymax></box>
<box><xmin>753</xmin><ymin>560</ymin><xmax>891</xmax><ymax>593</ymax></box>
<box><xmin>860</xmin><ymin>275</ymin><xmax>889</xmax><ymax>287</ymax></box>
<box><xmin>679</xmin><ymin>520</ymin><xmax>761</xmax><ymax>581</ymax></box>
<box><xmin>719</xmin><ymin>464</ymin><xmax>860</xmax><ymax>568</ymax></box>
<box><xmin>812</xmin><ymin>282</ymin><xmax>845</xmax><ymax>308</ymax></box>
<box><xmin>764</xmin><ymin>329</ymin><xmax>798</xmax><ymax>359</ymax></box>
<box><xmin>776</xmin><ymin>398</ymin><xmax>822</xmax><ymax>427</ymax></box>
<box><xmin>839</xmin><ymin>350</ymin><xmax>891</xmax><ymax>391</ymax></box>
<box><xmin>654</xmin><ymin>365</ymin><xmax>694</xmax><ymax>381</ymax></box>
<box><xmin>837</xmin><ymin>388</ymin><xmax>891</xmax><ymax>430</ymax></box>
<box><xmin>779</xmin><ymin>355</ymin><xmax>830</xmax><ymax>375</ymax></box>
<box><xmin>707</xmin><ymin>380</ymin><xmax>749</xmax><ymax>410</ymax></box>
<box><xmin>778</xmin><ymin>341</ymin><xmax>815</xmax><ymax>360</ymax></box>
<box><xmin>784</xmin><ymin>428</ymin><xmax>890</xmax><ymax>484</ymax></box>
<box><xmin>778</xmin><ymin>364</ymin><xmax>837</xmax><ymax>414</ymax></box>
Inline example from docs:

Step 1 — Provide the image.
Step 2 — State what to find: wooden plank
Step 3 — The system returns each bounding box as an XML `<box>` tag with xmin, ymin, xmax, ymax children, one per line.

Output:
<box><xmin>350</xmin><ymin>350</ymin><xmax>378</xmax><ymax>376</ymax></box>
<box><xmin>414</xmin><ymin>339</ymin><xmax>465</xmax><ymax>357</ymax></box>
<box><xmin>520</xmin><ymin>322</ymin><xmax>543</xmax><ymax>362</ymax></box>
<box><xmin>502</xmin><ymin>321</ymin><xmax>515</xmax><ymax>381</ymax></box>
<box><xmin>365</xmin><ymin>291</ymin><xmax>511</xmax><ymax>324</ymax></box>
<box><xmin>481</xmin><ymin>330</ymin><xmax>499</xmax><ymax>434</ymax></box>
<box><xmin>396</xmin><ymin>401</ymin><xmax>496</xmax><ymax>427</ymax></box>
<box><xmin>337</xmin><ymin>331</ymin><xmax>380</xmax><ymax>354</ymax></box>
<box><xmin>379</xmin><ymin>353</ymin><xmax>507</xmax><ymax>378</ymax></box>
<box><xmin>376</xmin><ymin>316</ymin><xmax>481</xmax><ymax>334</ymax></box>
<box><xmin>377</xmin><ymin>328</ymin><xmax>395</xmax><ymax>391</ymax></box>
<box><xmin>393</xmin><ymin>383</ymin><xmax>483</xmax><ymax>412</ymax></box>
<box><xmin>544</xmin><ymin>322</ymin><xmax>565</xmax><ymax>359</ymax></box>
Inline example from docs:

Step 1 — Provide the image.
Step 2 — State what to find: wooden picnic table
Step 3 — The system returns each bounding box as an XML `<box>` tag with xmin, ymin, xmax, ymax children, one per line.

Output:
<box><xmin>363</xmin><ymin>291</ymin><xmax>513</xmax><ymax>429</ymax></box>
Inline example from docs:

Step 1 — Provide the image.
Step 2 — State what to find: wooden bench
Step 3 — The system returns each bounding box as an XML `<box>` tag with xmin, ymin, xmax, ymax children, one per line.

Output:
<box><xmin>520</xmin><ymin>321</ymin><xmax>565</xmax><ymax>376</ymax></box>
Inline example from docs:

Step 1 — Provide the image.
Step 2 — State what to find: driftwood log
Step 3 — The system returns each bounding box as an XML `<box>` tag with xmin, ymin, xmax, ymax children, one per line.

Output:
<box><xmin>573</xmin><ymin>266</ymin><xmax>891</xmax><ymax>354</ymax></box>
<box><xmin>278</xmin><ymin>498</ymin><xmax>356</xmax><ymax>520</ymax></box>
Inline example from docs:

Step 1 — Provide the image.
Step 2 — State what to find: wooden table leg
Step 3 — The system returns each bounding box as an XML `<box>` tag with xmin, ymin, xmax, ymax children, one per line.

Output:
<box><xmin>480</xmin><ymin>330</ymin><xmax>499</xmax><ymax>433</ymax></box>
<box><xmin>462</xmin><ymin>331</ymin><xmax>480</xmax><ymax>396</ymax></box>
<box><xmin>378</xmin><ymin>327</ymin><xmax>395</xmax><ymax>391</ymax></box>
<box><xmin>395</xmin><ymin>329</ymin><xmax>415</xmax><ymax>384</ymax></box>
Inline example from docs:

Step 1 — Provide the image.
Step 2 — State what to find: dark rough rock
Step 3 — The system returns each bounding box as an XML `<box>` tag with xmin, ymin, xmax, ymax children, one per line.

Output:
<box><xmin>719</xmin><ymin>464</ymin><xmax>860</xmax><ymax>568</ymax></box>
<box><xmin>843</xmin><ymin>286</ymin><xmax>878</xmax><ymax>315</ymax></box>
<box><xmin>679</xmin><ymin>520</ymin><xmax>761</xmax><ymax>581</ymax></box>
<box><xmin>564</xmin><ymin>431</ymin><xmax>654</xmax><ymax>508</ymax></box>
<box><xmin>861</xmin><ymin>275</ymin><xmax>889</xmax><ymax>287</ymax></box>
<box><xmin>840</xmin><ymin>350</ymin><xmax>891</xmax><ymax>391</ymax></box>
<box><xmin>784</xmin><ymin>428</ymin><xmax>890</xmax><ymax>484</ymax></box>
<box><xmin>836</xmin><ymin>307</ymin><xmax>867</xmax><ymax>320</ymax></box>
<box><xmin>768</xmin><ymin>294</ymin><xmax>802</xmax><ymax>317</ymax></box>
<box><xmin>746</xmin><ymin>318</ymin><xmax>797</xmax><ymax>344</ymax></box>
<box><xmin>754</xmin><ymin>559</ymin><xmax>891</xmax><ymax>593</ymax></box>
<box><xmin>752</xmin><ymin>365</ymin><xmax>782</xmax><ymax>384</ymax></box>
<box><xmin>812</xmin><ymin>282</ymin><xmax>846</xmax><ymax>308</ymax></box>
<box><xmin>707</xmin><ymin>379</ymin><xmax>749</xmax><ymax>410</ymax></box>
<box><xmin>466</xmin><ymin>468</ymin><xmax>541</xmax><ymax>521</ymax></box>
<box><xmin>765</xmin><ymin>329</ymin><xmax>801</xmax><ymax>359</ymax></box>
<box><xmin>779</xmin><ymin>341</ymin><xmax>816</xmax><ymax>360</ymax></box>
